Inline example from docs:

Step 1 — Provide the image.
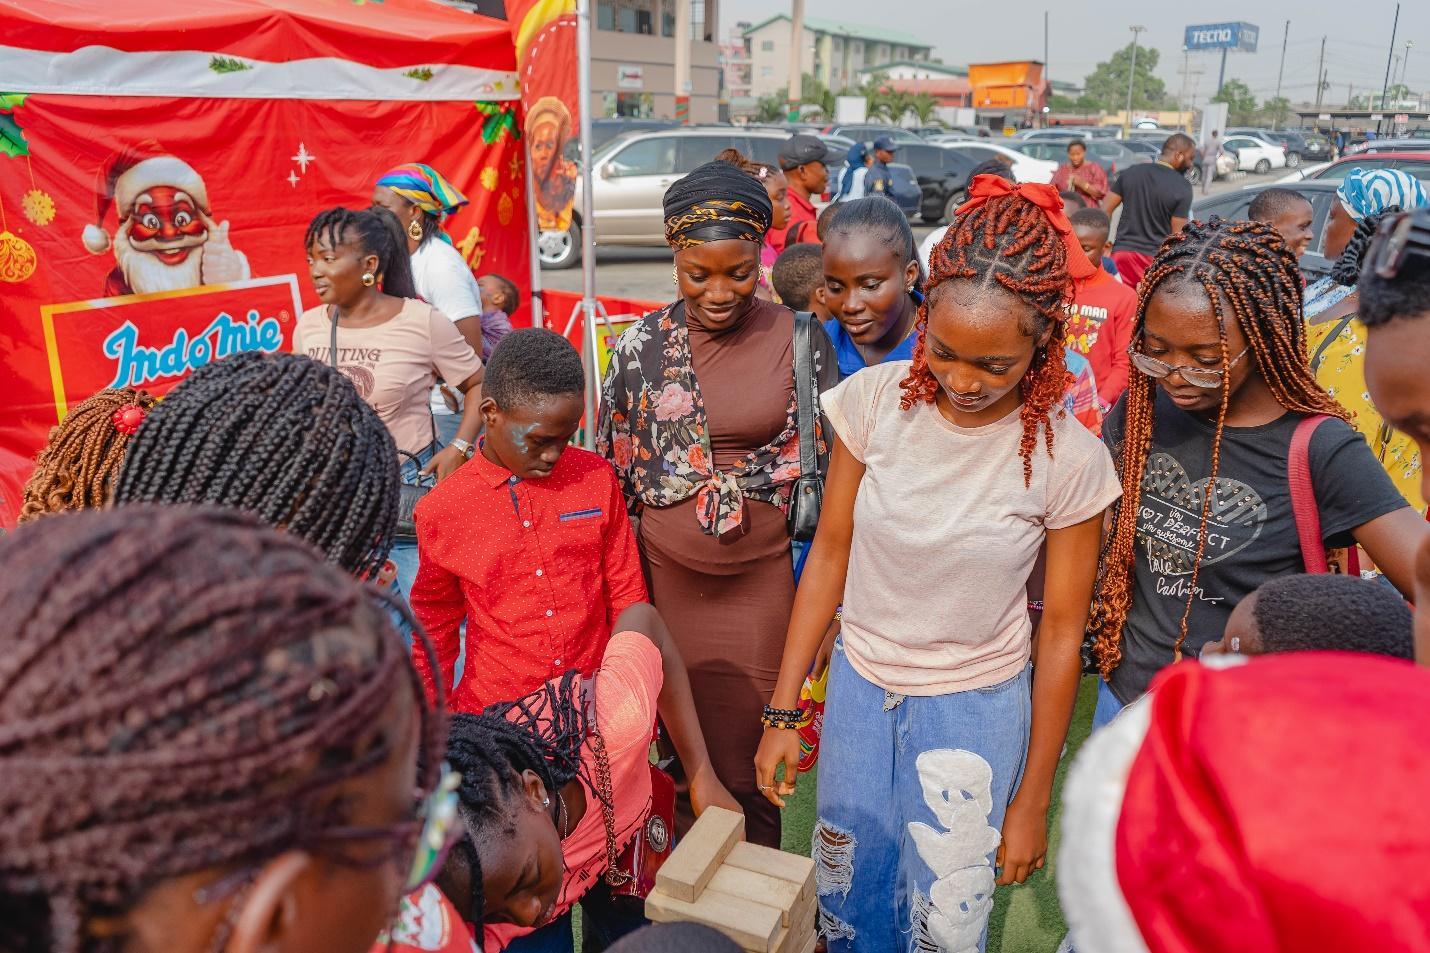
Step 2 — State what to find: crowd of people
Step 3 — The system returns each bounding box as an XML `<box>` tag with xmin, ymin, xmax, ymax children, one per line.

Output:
<box><xmin>4</xmin><ymin>132</ymin><xmax>1430</xmax><ymax>953</ymax></box>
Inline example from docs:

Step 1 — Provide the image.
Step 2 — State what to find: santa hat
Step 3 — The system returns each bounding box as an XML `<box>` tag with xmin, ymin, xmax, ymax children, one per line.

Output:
<box><xmin>1059</xmin><ymin>653</ymin><xmax>1430</xmax><ymax>953</ymax></box>
<box><xmin>81</xmin><ymin>141</ymin><xmax>210</xmax><ymax>255</ymax></box>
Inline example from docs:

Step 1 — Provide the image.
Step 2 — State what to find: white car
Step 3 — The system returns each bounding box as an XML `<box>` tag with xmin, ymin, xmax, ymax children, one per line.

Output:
<box><xmin>1222</xmin><ymin>135</ymin><xmax>1288</xmax><ymax>175</ymax></box>
<box><xmin>934</xmin><ymin>141</ymin><xmax>1057</xmax><ymax>185</ymax></box>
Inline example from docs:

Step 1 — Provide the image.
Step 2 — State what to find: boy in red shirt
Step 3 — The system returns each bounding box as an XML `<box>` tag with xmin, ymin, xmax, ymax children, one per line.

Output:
<box><xmin>410</xmin><ymin>328</ymin><xmax>647</xmax><ymax>712</ymax></box>
<box><xmin>1067</xmin><ymin>207</ymin><xmax>1139</xmax><ymax>409</ymax></box>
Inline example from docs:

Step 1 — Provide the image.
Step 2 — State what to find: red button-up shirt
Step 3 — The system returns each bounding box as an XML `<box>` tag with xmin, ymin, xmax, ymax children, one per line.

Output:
<box><xmin>409</xmin><ymin>444</ymin><xmax>647</xmax><ymax>713</ymax></box>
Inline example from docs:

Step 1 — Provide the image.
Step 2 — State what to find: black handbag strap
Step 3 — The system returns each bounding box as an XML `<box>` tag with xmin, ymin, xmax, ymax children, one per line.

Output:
<box><xmin>793</xmin><ymin>311</ymin><xmax>818</xmax><ymax>481</ymax></box>
<box><xmin>329</xmin><ymin>304</ymin><xmax>438</xmax><ymax>451</ymax></box>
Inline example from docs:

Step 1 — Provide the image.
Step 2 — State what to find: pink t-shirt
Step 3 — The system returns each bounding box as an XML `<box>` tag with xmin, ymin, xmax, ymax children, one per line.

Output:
<box><xmin>294</xmin><ymin>298</ymin><xmax>483</xmax><ymax>456</ymax></box>
<box><xmin>823</xmin><ymin>360</ymin><xmax>1121</xmax><ymax>695</ymax></box>
<box><xmin>485</xmin><ymin>630</ymin><xmax>663</xmax><ymax>950</ymax></box>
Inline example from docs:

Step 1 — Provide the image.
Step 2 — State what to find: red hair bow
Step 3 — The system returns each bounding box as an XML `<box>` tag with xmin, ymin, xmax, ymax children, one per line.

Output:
<box><xmin>955</xmin><ymin>174</ymin><xmax>1097</xmax><ymax>280</ymax></box>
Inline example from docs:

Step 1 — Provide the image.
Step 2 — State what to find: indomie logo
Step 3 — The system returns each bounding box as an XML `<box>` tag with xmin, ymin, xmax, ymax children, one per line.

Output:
<box><xmin>102</xmin><ymin>309</ymin><xmax>284</xmax><ymax>388</ymax></box>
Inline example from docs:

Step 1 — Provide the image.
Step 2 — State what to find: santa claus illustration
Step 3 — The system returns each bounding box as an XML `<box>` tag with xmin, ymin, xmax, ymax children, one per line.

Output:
<box><xmin>81</xmin><ymin>142</ymin><xmax>250</xmax><ymax>297</ymax></box>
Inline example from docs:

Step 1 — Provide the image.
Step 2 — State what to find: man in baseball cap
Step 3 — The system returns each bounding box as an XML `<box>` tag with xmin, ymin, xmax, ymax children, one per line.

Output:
<box><xmin>868</xmin><ymin>135</ymin><xmax>898</xmax><ymax>198</ymax></box>
<box><xmin>773</xmin><ymin>134</ymin><xmax>831</xmax><ymax>252</ymax></box>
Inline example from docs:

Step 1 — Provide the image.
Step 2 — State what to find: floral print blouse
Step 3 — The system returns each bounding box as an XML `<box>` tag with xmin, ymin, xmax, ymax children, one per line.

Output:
<box><xmin>598</xmin><ymin>300</ymin><xmax>837</xmax><ymax>537</ymax></box>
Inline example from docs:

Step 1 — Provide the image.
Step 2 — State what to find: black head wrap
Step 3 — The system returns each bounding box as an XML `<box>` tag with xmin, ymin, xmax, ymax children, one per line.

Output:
<box><xmin>663</xmin><ymin>160</ymin><xmax>773</xmax><ymax>249</ymax></box>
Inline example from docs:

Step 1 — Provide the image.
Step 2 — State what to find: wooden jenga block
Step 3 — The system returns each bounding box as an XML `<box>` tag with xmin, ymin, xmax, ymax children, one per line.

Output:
<box><xmin>645</xmin><ymin>886</ymin><xmax>782</xmax><ymax>952</ymax></box>
<box><xmin>708</xmin><ymin>865</ymin><xmax>804</xmax><ymax>927</ymax></box>
<box><xmin>655</xmin><ymin>806</ymin><xmax>745</xmax><ymax>902</ymax></box>
<box><xmin>770</xmin><ymin>918</ymin><xmax>817</xmax><ymax>953</ymax></box>
<box><xmin>724</xmin><ymin>841</ymin><xmax>816</xmax><ymax>901</ymax></box>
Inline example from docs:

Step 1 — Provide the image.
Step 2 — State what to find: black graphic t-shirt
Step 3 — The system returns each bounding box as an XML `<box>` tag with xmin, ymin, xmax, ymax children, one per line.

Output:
<box><xmin>1104</xmin><ymin>390</ymin><xmax>1408</xmax><ymax>703</ymax></box>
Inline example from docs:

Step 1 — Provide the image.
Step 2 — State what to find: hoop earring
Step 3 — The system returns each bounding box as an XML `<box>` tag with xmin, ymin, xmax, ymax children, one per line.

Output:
<box><xmin>408</xmin><ymin>218</ymin><xmax>424</xmax><ymax>241</ymax></box>
<box><xmin>362</xmin><ymin>272</ymin><xmax>376</xmax><ymax>287</ymax></box>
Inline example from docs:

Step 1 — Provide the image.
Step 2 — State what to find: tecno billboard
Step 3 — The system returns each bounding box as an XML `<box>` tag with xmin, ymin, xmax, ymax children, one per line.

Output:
<box><xmin>1184</xmin><ymin>22</ymin><xmax>1259</xmax><ymax>53</ymax></box>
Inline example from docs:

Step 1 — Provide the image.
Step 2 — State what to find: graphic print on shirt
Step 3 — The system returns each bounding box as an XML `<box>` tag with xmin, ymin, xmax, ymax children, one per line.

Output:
<box><xmin>1065</xmin><ymin>302</ymin><xmax>1109</xmax><ymax>355</ymax></box>
<box><xmin>1136</xmin><ymin>451</ymin><xmax>1267</xmax><ymax>596</ymax></box>
<box><xmin>307</xmin><ymin>344</ymin><xmax>380</xmax><ymax>399</ymax></box>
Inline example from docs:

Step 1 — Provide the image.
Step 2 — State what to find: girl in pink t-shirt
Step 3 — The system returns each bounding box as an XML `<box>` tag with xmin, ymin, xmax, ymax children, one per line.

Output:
<box><xmin>431</xmin><ymin>604</ymin><xmax>739</xmax><ymax>952</ymax></box>
<box><xmin>755</xmin><ymin>179</ymin><xmax>1121</xmax><ymax>952</ymax></box>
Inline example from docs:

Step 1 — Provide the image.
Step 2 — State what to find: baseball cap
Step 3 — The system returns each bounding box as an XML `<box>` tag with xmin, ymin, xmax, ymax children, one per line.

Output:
<box><xmin>778</xmin><ymin>134</ymin><xmax>832</xmax><ymax>170</ymax></box>
<box><xmin>873</xmin><ymin>135</ymin><xmax>897</xmax><ymax>152</ymax></box>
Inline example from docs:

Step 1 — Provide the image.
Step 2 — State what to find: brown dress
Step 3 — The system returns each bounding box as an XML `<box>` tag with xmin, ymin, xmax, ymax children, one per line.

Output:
<box><xmin>640</xmin><ymin>299</ymin><xmax>798</xmax><ymax>847</ymax></box>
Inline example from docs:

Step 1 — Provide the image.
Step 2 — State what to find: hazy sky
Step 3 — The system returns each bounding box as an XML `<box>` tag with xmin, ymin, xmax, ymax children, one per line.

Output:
<box><xmin>722</xmin><ymin>0</ymin><xmax>1430</xmax><ymax>108</ymax></box>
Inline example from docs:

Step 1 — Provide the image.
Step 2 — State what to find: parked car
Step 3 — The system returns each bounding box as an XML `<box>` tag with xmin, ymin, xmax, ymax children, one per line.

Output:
<box><xmin>1300</xmin><ymin>132</ymin><xmax>1333</xmax><ymax>162</ymax></box>
<box><xmin>1015</xmin><ymin>137</ymin><xmax>1148</xmax><ymax>179</ymax></box>
<box><xmin>1190</xmin><ymin>180</ymin><xmax>1343</xmax><ymax>279</ymax></box>
<box><xmin>884</xmin><ymin>163</ymin><xmax>924</xmax><ymax>219</ymax></box>
<box><xmin>926</xmin><ymin>132</ymin><xmax>978</xmax><ymax>144</ymax></box>
<box><xmin>1283</xmin><ymin>152</ymin><xmax>1430</xmax><ymax>184</ymax></box>
<box><xmin>1121</xmin><ymin>139</ymin><xmax>1161</xmax><ymax>158</ymax></box>
<box><xmin>544</xmin><ymin>127</ymin><xmax>800</xmax><ymax>269</ymax></box>
<box><xmin>589</xmin><ymin>117</ymin><xmax>679</xmax><ymax>151</ymax></box>
<box><xmin>1015</xmin><ymin>126</ymin><xmax>1120</xmax><ymax>141</ymax></box>
<box><xmin>1227</xmin><ymin>127</ymin><xmax>1323</xmax><ymax>168</ymax></box>
<box><xmin>1221</xmin><ymin>135</ymin><xmax>1287</xmax><ymax>174</ymax></box>
<box><xmin>824</xmin><ymin>124</ymin><xmax>925</xmax><ymax>145</ymax></box>
<box><xmin>943</xmin><ymin>124</ymin><xmax>992</xmax><ymax>138</ymax></box>
<box><xmin>876</xmin><ymin>143</ymin><xmax>979</xmax><ymax>223</ymax></box>
<box><xmin>1345</xmin><ymin>138</ymin><xmax>1430</xmax><ymax>156</ymax></box>
<box><xmin>934</xmin><ymin>140</ymin><xmax>1056</xmax><ymax>184</ymax></box>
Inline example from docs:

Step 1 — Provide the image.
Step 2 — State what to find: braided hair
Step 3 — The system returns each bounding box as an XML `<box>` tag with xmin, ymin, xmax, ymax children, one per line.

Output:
<box><xmin>113</xmin><ymin>351</ymin><xmax>400</xmax><ymax>580</ymax></box>
<box><xmin>1330</xmin><ymin>205</ymin><xmax>1402</xmax><ymax>287</ymax></box>
<box><xmin>0</xmin><ymin>504</ymin><xmax>445</xmax><ymax>953</ymax></box>
<box><xmin>901</xmin><ymin>188</ymin><xmax>1073</xmax><ymax>486</ymax></box>
<box><xmin>443</xmin><ymin>674</ymin><xmax>612</xmax><ymax>931</ymax></box>
<box><xmin>19</xmin><ymin>387</ymin><xmax>155</xmax><ymax>522</ymax></box>
<box><xmin>304</xmin><ymin>206</ymin><xmax>418</xmax><ymax>300</ymax></box>
<box><xmin>1087</xmin><ymin>218</ymin><xmax>1350</xmax><ymax>676</ymax></box>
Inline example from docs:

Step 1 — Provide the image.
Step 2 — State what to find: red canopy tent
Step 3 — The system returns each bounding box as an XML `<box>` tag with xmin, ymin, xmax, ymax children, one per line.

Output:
<box><xmin>0</xmin><ymin>0</ymin><xmax>525</xmax><ymax>525</ymax></box>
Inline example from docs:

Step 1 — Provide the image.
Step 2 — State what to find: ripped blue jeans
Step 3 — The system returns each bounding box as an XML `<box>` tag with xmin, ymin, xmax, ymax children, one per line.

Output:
<box><xmin>814</xmin><ymin>645</ymin><xmax>1031</xmax><ymax>953</ymax></box>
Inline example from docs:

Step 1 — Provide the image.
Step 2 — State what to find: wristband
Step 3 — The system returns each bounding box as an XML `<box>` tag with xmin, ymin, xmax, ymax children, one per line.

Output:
<box><xmin>762</xmin><ymin>704</ymin><xmax>803</xmax><ymax>730</ymax></box>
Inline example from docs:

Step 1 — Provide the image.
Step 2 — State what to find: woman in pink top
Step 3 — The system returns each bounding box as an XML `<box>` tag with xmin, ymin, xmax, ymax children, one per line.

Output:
<box><xmin>754</xmin><ymin>178</ymin><xmax>1121</xmax><ymax>952</ymax></box>
<box><xmin>294</xmin><ymin>207</ymin><xmax>485</xmax><ymax>597</ymax></box>
<box><xmin>432</xmin><ymin>603</ymin><xmax>739</xmax><ymax>952</ymax></box>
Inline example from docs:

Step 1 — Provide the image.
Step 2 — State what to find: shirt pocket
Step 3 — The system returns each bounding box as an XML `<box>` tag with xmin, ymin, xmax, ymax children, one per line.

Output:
<box><xmin>553</xmin><ymin>507</ymin><xmax>607</xmax><ymax>566</ymax></box>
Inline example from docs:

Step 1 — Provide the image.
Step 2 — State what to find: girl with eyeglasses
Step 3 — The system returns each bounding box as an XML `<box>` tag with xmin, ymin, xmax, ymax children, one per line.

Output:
<box><xmin>0</xmin><ymin>505</ymin><xmax>455</xmax><ymax>953</ymax></box>
<box><xmin>1086</xmin><ymin>218</ymin><xmax>1429</xmax><ymax>727</ymax></box>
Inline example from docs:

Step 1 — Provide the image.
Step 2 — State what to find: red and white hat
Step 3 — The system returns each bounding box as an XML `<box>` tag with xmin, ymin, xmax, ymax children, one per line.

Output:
<box><xmin>1059</xmin><ymin>652</ymin><xmax>1430</xmax><ymax>953</ymax></box>
<box><xmin>81</xmin><ymin>141</ymin><xmax>210</xmax><ymax>255</ymax></box>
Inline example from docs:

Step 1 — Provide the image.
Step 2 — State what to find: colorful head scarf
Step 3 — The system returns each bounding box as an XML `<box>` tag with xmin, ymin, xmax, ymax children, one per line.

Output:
<box><xmin>662</xmin><ymin>160</ymin><xmax>773</xmax><ymax>250</ymax></box>
<box><xmin>376</xmin><ymin>163</ymin><xmax>469</xmax><ymax>219</ymax></box>
<box><xmin>1336</xmin><ymin>168</ymin><xmax>1428</xmax><ymax>222</ymax></box>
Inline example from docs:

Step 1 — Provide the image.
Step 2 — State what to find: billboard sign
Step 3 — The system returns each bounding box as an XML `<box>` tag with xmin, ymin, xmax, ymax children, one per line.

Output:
<box><xmin>1184</xmin><ymin>22</ymin><xmax>1259</xmax><ymax>53</ymax></box>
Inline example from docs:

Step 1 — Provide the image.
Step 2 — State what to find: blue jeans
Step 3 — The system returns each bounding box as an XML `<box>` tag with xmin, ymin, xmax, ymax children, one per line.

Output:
<box><xmin>815</xmin><ymin>645</ymin><xmax>1032</xmax><ymax>953</ymax></box>
<box><xmin>1091</xmin><ymin>679</ymin><xmax>1123</xmax><ymax>732</ymax></box>
<box><xmin>389</xmin><ymin>442</ymin><xmax>438</xmax><ymax>604</ymax></box>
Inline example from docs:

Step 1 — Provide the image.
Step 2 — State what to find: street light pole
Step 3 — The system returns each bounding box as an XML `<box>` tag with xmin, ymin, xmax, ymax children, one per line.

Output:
<box><xmin>1378</xmin><ymin>2</ymin><xmax>1400</xmax><ymax>135</ymax></box>
<box><xmin>1124</xmin><ymin>25</ymin><xmax>1145</xmax><ymax>138</ymax></box>
<box><xmin>1273</xmin><ymin>20</ymin><xmax>1289</xmax><ymax>130</ymax></box>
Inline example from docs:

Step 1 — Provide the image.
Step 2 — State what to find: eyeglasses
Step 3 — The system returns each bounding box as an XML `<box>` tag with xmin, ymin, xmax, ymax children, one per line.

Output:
<box><xmin>1369</xmin><ymin>209</ymin><xmax>1430</xmax><ymax>280</ymax></box>
<box><xmin>1128</xmin><ymin>345</ymin><xmax>1250</xmax><ymax>389</ymax></box>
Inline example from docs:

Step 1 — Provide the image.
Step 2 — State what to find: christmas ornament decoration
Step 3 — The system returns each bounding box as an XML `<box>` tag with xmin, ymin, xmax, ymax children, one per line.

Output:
<box><xmin>498</xmin><ymin>192</ymin><xmax>514</xmax><ymax>226</ymax></box>
<box><xmin>474</xmin><ymin>102</ymin><xmax>519</xmax><ymax>144</ymax></box>
<box><xmin>480</xmin><ymin>167</ymin><xmax>498</xmax><ymax>191</ymax></box>
<box><xmin>0</xmin><ymin>92</ymin><xmax>29</xmax><ymax>158</ymax></box>
<box><xmin>0</xmin><ymin>194</ymin><xmax>35</xmax><ymax>282</ymax></box>
<box><xmin>208</xmin><ymin>56</ymin><xmax>252</xmax><ymax>74</ymax></box>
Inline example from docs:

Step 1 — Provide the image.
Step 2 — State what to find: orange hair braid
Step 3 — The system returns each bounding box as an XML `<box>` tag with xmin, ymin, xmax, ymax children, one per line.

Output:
<box><xmin>19</xmin><ymin>388</ymin><xmax>156</xmax><ymax>523</ymax></box>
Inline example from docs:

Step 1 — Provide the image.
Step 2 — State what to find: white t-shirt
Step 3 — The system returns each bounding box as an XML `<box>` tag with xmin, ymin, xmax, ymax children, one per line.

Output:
<box><xmin>823</xmin><ymin>360</ymin><xmax>1121</xmax><ymax>695</ymax></box>
<box><xmin>918</xmin><ymin>225</ymin><xmax>949</xmax><ymax>279</ymax></box>
<box><xmin>411</xmin><ymin>240</ymin><xmax>483</xmax><ymax>417</ymax></box>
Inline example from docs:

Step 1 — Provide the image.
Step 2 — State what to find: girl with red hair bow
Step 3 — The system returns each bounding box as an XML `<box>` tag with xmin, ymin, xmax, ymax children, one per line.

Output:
<box><xmin>755</xmin><ymin>176</ymin><xmax>1120</xmax><ymax>952</ymax></box>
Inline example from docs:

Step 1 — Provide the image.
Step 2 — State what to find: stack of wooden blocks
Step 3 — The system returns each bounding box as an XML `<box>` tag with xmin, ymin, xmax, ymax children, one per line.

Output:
<box><xmin>646</xmin><ymin>807</ymin><xmax>817</xmax><ymax>953</ymax></box>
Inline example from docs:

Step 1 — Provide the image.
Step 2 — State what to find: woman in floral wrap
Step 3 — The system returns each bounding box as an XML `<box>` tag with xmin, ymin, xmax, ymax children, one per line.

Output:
<box><xmin>598</xmin><ymin>160</ymin><xmax>836</xmax><ymax>846</ymax></box>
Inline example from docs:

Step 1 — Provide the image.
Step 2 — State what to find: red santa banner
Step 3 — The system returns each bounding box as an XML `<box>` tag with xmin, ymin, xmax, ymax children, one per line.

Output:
<box><xmin>0</xmin><ymin>0</ymin><xmax>523</xmax><ymax>526</ymax></box>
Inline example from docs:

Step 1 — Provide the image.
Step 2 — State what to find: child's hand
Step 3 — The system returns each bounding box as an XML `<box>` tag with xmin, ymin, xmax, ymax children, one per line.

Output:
<box><xmin>689</xmin><ymin>764</ymin><xmax>743</xmax><ymax>818</ymax></box>
<box><xmin>994</xmin><ymin>795</ymin><xmax>1048</xmax><ymax>886</ymax></box>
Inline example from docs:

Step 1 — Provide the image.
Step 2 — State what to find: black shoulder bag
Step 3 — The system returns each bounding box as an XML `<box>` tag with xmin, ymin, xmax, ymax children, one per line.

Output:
<box><xmin>786</xmin><ymin>311</ymin><xmax>823</xmax><ymax>542</ymax></box>
<box><xmin>329</xmin><ymin>308</ymin><xmax>433</xmax><ymax>541</ymax></box>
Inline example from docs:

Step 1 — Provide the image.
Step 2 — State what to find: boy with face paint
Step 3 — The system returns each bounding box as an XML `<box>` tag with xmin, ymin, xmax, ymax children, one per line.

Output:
<box><xmin>409</xmin><ymin>329</ymin><xmax>647</xmax><ymax>714</ymax></box>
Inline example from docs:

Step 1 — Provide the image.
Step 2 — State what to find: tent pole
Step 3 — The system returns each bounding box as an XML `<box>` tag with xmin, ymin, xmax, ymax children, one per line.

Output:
<box><xmin>523</xmin><ymin>122</ymin><xmax>545</xmax><ymax>328</ymax></box>
<box><xmin>576</xmin><ymin>0</ymin><xmax>600</xmax><ymax>448</ymax></box>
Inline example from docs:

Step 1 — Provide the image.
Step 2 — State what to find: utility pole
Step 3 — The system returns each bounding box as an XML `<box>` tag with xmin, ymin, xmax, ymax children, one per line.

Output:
<box><xmin>1315</xmin><ymin>36</ymin><xmax>1326</xmax><ymax>109</ymax></box>
<box><xmin>1217</xmin><ymin>47</ymin><xmax>1228</xmax><ymax>97</ymax></box>
<box><xmin>1273</xmin><ymin>20</ymin><xmax>1289</xmax><ymax>129</ymax></box>
<box><xmin>1124</xmin><ymin>25</ymin><xmax>1145</xmax><ymax>137</ymax></box>
<box><xmin>1401</xmin><ymin>41</ymin><xmax>1413</xmax><ymax>90</ymax></box>
<box><xmin>1378</xmin><ymin>2</ymin><xmax>1400</xmax><ymax>134</ymax></box>
<box><xmin>785</xmin><ymin>0</ymin><xmax>804</xmax><ymax>122</ymax></box>
<box><xmin>1178</xmin><ymin>48</ymin><xmax>1189</xmax><ymax>131</ymax></box>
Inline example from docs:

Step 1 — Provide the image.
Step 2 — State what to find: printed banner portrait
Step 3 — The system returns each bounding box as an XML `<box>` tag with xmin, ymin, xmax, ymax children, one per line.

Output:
<box><xmin>507</xmin><ymin>0</ymin><xmax>580</xmax><ymax>233</ymax></box>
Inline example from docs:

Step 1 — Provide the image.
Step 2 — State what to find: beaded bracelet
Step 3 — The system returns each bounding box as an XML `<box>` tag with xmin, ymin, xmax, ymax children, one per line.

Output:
<box><xmin>761</xmin><ymin>705</ymin><xmax>803</xmax><ymax>730</ymax></box>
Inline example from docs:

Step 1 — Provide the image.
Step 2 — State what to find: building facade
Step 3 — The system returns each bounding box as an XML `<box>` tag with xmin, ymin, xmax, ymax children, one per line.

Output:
<box><xmin>742</xmin><ymin>15</ymin><xmax>933</xmax><ymax>98</ymax></box>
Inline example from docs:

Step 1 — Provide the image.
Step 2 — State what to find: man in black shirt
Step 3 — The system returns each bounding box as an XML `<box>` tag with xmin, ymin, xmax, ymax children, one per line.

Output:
<box><xmin>1102</xmin><ymin>133</ymin><xmax>1196</xmax><ymax>288</ymax></box>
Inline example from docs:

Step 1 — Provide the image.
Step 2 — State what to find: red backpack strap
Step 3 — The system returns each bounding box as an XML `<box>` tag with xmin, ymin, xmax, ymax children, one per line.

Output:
<box><xmin>1289</xmin><ymin>415</ymin><xmax>1332</xmax><ymax>573</ymax></box>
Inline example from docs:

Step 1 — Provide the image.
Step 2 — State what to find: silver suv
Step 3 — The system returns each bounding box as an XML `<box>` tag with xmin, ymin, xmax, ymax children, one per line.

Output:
<box><xmin>539</xmin><ymin>127</ymin><xmax>799</xmax><ymax>269</ymax></box>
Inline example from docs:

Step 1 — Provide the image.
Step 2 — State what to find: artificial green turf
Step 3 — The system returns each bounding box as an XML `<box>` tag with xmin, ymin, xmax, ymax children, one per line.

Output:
<box><xmin>779</xmin><ymin>675</ymin><xmax>1101</xmax><ymax>952</ymax></box>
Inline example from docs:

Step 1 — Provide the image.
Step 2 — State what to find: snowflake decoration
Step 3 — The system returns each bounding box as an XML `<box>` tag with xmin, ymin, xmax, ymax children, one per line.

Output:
<box><xmin>287</xmin><ymin>170</ymin><xmax>300</xmax><ymax>188</ymax></box>
<box><xmin>291</xmin><ymin>143</ymin><xmax>316</xmax><ymax>173</ymax></box>
<box><xmin>480</xmin><ymin>167</ymin><xmax>498</xmax><ymax>191</ymax></box>
<box><xmin>21</xmin><ymin>188</ymin><xmax>54</xmax><ymax>226</ymax></box>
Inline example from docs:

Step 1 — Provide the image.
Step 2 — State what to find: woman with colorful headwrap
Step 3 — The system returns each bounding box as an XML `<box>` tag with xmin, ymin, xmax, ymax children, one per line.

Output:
<box><xmin>597</xmin><ymin>160</ymin><xmax>838</xmax><ymax>848</ymax></box>
<box><xmin>1305</xmin><ymin>167</ymin><xmax>1430</xmax><ymax>513</ymax></box>
<box><xmin>373</xmin><ymin>163</ymin><xmax>508</xmax><ymax>444</ymax></box>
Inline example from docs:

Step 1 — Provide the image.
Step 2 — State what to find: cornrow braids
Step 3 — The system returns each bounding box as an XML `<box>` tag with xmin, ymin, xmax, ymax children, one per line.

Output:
<box><xmin>1087</xmin><ymin>218</ymin><xmax>1350</xmax><ymax>677</ymax></box>
<box><xmin>0</xmin><ymin>504</ymin><xmax>445</xmax><ymax>953</ymax></box>
<box><xmin>899</xmin><ymin>189</ymin><xmax>1073</xmax><ymax>486</ymax></box>
<box><xmin>443</xmin><ymin>674</ymin><xmax>594</xmax><ymax>929</ymax></box>
<box><xmin>19</xmin><ymin>387</ymin><xmax>156</xmax><ymax>523</ymax></box>
<box><xmin>304</xmin><ymin>206</ymin><xmax>418</xmax><ymax>300</ymax></box>
<box><xmin>1330</xmin><ymin>205</ymin><xmax>1402</xmax><ymax>287</ymax></box>
<box><xmin>112</xmin><ymin>351</ymin><xmax>400</xmax><ymax>580</ymax></box>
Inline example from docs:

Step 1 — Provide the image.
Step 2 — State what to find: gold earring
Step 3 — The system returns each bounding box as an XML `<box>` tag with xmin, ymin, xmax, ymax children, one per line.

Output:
<box><xmin>672</xmin><ymin>265</ymin><xmax>678</xmax><ymax>284</ymax></box>
<box><xmin>362</xmin><ymin>272</ymin><xmax>376</xmax><ymax>287</ymax></box>
<box><xmin>408</xmin><ymin>218</ymin><xmax>424</xmax><ymax>241</ymax></box>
